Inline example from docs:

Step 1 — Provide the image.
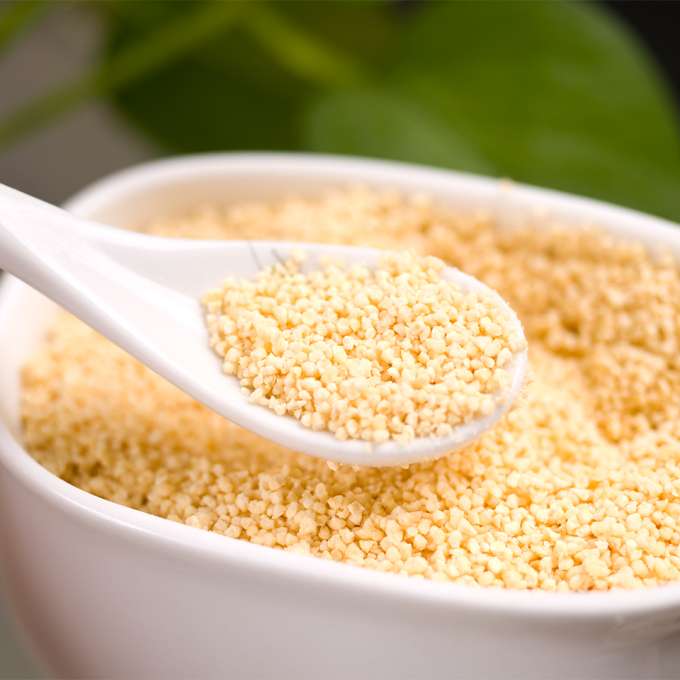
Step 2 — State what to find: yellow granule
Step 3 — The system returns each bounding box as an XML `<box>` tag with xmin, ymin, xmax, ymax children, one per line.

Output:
<box><xmin>20</xmin><ymin>187</ymin><xmax>680</xmax><ymax>591</ymax></box>
<box><xmin>201</xmin><ymin>251</ymin><xmax>525</xmax><ymax>443</ymax></box>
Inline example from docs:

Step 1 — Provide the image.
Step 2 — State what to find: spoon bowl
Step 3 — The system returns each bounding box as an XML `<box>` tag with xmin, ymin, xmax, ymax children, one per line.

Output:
<box><xmin>0</xmin><ymin>183</ymin><xmax>527</xmax><ymax>466</ymax></box>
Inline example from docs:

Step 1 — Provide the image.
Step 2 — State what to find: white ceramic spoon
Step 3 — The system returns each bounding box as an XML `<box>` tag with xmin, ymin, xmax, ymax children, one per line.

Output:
<box><xmin>0</xmin><ymin>183</ymin><xmax>527</xmax><ymax>467</ymax></box>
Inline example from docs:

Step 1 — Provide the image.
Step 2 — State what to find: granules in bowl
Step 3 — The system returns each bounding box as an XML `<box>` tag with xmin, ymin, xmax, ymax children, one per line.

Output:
<box><xmin>20</xmin><ymin>187</ymin><xmax>680</xmax><ymax>591</ymax></box>
<box><xmin>201</xmin><ymin>251</ymin><xmax>525</xmax><ymax>443</ymax></box>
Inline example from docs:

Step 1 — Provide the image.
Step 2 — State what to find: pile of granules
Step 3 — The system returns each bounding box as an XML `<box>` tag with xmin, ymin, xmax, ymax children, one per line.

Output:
<box><xmin>201</xmin><ymin>251</ymin><xmax>525</xmax><ymax>443</ymax></box>
<box><xmin>21</xmin><ymin>187</ymin><xmax>680</xmax><ymax>591</ymax></box>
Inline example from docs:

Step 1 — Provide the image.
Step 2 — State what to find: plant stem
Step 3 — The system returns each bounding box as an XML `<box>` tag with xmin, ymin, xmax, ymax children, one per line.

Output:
<box><xmin>243</xmin><ymin>3</ymin><xmax>366</xmax><ymax>88</ymax></box>
<box><xmin>0</xmin><ymin>1</ymin><xmax>242</xmax><ymax>150</ymax></box>
<box><xmin>0</xmin><ymin>0</ymin><xmax>51</xmax><ymax>54</ymax></box>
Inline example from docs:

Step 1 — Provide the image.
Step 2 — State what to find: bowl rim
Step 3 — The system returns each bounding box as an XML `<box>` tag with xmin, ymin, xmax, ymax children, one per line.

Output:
<box><xmin>3</xmin><ymin>151</ymin><xmax>680</xmax><ymax>619</ymax></box>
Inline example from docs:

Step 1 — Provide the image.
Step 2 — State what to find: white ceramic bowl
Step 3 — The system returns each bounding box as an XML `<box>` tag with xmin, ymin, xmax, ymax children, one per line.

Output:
<box><xmin>2</xmin><ymin>154</ymin><xmax>680</xmax><ymax>680</ymax></box>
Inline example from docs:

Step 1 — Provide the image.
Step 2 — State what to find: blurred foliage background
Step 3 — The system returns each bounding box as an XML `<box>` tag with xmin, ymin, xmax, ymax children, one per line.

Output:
<box><xmin>0</xmin><ymin>0</ymin><xmax>680</xmax><ymax>221</ymax></box>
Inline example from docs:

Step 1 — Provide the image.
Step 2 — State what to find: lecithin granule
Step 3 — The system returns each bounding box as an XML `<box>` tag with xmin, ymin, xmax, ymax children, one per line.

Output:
<box><xmin>21</xmin><ymin>187</ymin><xmax>680</xmax><ymax>591</ymax></box>
<box><xmin>201</xmin><ymin>251</ymin><xmax>525</xmax><ymax>443</ymax></box>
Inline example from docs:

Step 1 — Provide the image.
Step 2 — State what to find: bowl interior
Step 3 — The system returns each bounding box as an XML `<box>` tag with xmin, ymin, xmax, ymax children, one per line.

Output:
<box><xmin>3</xmin><ymin>153</ymin><xmax>680</xmax><ymax>442</ymax></box>
<box><xmin>4</xmin><ymin>153</ymin><xmax>680</xmax><ymax>449</ymax></box>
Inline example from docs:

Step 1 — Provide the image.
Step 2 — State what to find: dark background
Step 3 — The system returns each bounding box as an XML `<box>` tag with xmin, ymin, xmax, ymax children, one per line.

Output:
<box><xmin>606</xmin><ymin>1</ymin><xmax>680</xmax><ymax>105</ymax></box>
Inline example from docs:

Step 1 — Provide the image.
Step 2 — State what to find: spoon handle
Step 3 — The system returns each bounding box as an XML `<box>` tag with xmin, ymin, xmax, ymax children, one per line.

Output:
<box><xmin>0</xmin><ymin>186</ymin><xmax>104</xmax><ymax>300</ymax></box>
<box><xmin>0</xmin><ymin>181</ymin><xmax>199</xmax><ymax>342</ymax></box>
<box><xmin>0</xmin><ymin>182</ymin><xmax>154</xmax><ymax>249</ymax></box>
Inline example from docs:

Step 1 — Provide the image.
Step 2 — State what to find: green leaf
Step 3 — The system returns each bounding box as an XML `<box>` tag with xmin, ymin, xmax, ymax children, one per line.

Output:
<box><xmin>244</xmin><ymin>3</ymin><xmax>366</xmax><ymax>88</ymax></box>
<box><xmin>107</xmin><ymin>1</ymin><xmax>401</xmax><ymax>153</ymax></box>
<box><xmin>385</xmin><ymin>1</ymin><xmax>680</xmax><ymax>219</ymax></box>
<box><xmin>305</xmin><ymin>89</ymin><xmax>494</xmax><ymax>174</ymax></box>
